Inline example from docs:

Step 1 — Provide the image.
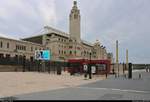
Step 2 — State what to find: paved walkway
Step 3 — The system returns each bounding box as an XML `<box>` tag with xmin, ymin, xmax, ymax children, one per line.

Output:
<box><xmin>0</xmin><ymin>71</ymin><xmax>106</xmax><ymax>98</ymax></box>
<box><xmin>12</xmin><ymin>70</ymin><xmax>150</xmax><ymax>100</ymax></box>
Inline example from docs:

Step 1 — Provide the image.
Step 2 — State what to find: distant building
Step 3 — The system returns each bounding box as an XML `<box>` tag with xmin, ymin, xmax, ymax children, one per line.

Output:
<box><xmin>0</xmin><ymin>1</ymin><xmax>113</xmax><ymax>62</ymax></box>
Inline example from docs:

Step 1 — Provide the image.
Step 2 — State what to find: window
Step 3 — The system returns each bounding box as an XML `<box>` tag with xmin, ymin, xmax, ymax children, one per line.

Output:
<box><xmin>19</xmin><ymin>46</ymin><xmax>21</xmax><ymax>50</ymax></box>
<box><xmin>69</xmin><ymin>39</ymin><xmax>72</xmax><ymax>42</ymax></box>
<box><xmin>69</xmin><ymin>46</ymin><xmax>73</xmax><ymax>48</ymax></box>
<box><xmin>87</xmin><ymin>52</ymin><xmax>89</xmax><ymax>55</ymax></box>
<box><xmin>70</xmin><ymin>51</ymin><xmax>72</xmax><ymax>55</ymax></box>
<box><xmin>59</xmin><ymin>50</ymin><xmax>60</xmax><ymax>54</ymax></box>
<box><xmin>30</xmin><ymin>56</ymin><xmax>34</xmax><ymax>61</ymax></box>
<box><xmin>16</xmin><ymin>45</ymin><xmax>26</xmax><ymax>51</ymax></box>
<box><xmin>0</xmin><ymin>41</ymin><xmax>3</xmax><ymax>48</ymax></box>
<box><xmin>64</xmin><ymin>51</ymin><xmax>66</xmax><ymax>54</ymax></box>
<box><xmin>74</xmin><ymin>51</ymin><xmax>76</xmax><ymax>55</ymax></box>
<box><xmin>6</xmin><ymin>54</ymin><xmax>10</xmax><ymax>59</ymax></box>
<box><xmin>7</xmin><ymin>43</ymin><xmax>9</xmax><ymax>48</ymax></box>
<box><xmin>16</xmin><ymin>45</ymin><xmax>18</xmax><ymax>50</ymax></box>
<box><xmin>0</xmin><ymin>53</ymin><xmax>4</xmax><ymax>58</ymax></box>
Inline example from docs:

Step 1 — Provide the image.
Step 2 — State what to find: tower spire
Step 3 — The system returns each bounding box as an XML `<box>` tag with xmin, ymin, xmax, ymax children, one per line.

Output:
<box><xmin>74</xmin><ymin>0</ymin><xmax>77</xmax><ymax>6</ymax></box>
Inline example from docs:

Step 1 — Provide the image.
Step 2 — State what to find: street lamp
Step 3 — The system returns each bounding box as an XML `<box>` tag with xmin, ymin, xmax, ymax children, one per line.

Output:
<box><xmin>123</xmin><ymin>62</ymin><xmax>125</xmax><ymax>75</ymax></box>
<box><xmin>89</xmin><ymin>52</ymin><xmax>92</xmax><ymax>79</ymax></box>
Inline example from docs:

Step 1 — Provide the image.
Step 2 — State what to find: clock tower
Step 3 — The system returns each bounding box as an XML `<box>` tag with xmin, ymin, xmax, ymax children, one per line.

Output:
<box><xmin>69</xmin><ymin>1</ymin><xmax>81</xmax><ymax>42</ymax></box>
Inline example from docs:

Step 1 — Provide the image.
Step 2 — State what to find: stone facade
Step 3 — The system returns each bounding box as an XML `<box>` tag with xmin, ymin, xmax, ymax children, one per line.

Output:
<box><xmin>0</xmin><ymin>36</ymin><xmax>44</xmax><ymax>60</ymax></box>
<box><xmin>22</xmin><ymin>27</ymin><xmax>109</xmax><ymax>62</ymax></box>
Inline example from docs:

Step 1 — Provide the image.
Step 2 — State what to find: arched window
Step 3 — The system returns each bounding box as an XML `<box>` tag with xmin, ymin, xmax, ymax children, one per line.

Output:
<box><xmin>70</xmin><ymin>51</ymin><xmax>72</xmax><ymax>55</ymax></box>
<box><xmin>7</xmin><ymin>43</ymin><xmax>9</xmax><ymax>48</ymax></box>
<box><xmin>74</xmin><ymin>51</ymin><xmax>76</xmax><ymax>54</ymax></box>
<box><xmin>0</xmin><ymin>41</ymin><xmax>2</xmax><ymax>48</ymax></box>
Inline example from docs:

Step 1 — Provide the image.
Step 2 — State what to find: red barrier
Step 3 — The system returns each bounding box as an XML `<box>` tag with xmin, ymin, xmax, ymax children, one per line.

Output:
<box><xmin>67</xmin><ymin>59</ymin><xmax>111</xmax><ymax>75</ymax></box>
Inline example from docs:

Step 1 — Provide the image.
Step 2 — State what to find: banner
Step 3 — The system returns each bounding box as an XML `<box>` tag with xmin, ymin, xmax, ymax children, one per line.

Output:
<box><xmin>35</xmin><ymin>50</ymin><xmax>51</xmax><ymax>60</ymax></box>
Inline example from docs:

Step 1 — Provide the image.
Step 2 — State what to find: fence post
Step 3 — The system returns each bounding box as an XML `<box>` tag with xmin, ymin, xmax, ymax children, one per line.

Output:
<box><xmin>22</xmin><ymin>56</ymin><xmax>26</xmax><ymax>72</ymax></box>
<box><xmin>48</xmin><ymin>62</ymin><xmax>50</xmax><ymax>74</ymax></box>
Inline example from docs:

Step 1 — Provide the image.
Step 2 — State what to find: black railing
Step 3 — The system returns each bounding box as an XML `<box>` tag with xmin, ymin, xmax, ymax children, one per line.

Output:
<box><xmin>0</xmin><ymin>57</ymin><xmax>68</xmax><ymax>74</ymax></box>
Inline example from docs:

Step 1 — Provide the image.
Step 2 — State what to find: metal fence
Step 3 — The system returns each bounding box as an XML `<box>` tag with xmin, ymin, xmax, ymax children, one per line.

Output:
<box><xmin>0</xmin><ymin>57</ymin><xmax>68</xmax><ymax>74</ymax></box>
<box><xmin>0</xmin><ymin>57</ymin><xmax>23</xmax><ymax>65</ymax></box>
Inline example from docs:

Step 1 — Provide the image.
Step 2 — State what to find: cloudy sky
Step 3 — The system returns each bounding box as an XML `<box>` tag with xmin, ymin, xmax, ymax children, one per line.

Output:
<box><xmin>0</xmin><ymin>0</ymin><xmax>150</xmax><ymax>64</ymax></box>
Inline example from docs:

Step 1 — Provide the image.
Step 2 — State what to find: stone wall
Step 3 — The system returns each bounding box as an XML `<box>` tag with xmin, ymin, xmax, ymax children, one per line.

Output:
<box><xmin>0</xmin><ymin>65</ymin><xmax>23</xmax><ymax>72</ymax></box>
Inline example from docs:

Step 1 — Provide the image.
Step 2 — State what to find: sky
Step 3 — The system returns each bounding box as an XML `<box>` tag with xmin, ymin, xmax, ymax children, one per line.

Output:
<box><xmin>0</xmin><ymin>0</ymin><xmax>150</xmax><ymax>64</ymax></box>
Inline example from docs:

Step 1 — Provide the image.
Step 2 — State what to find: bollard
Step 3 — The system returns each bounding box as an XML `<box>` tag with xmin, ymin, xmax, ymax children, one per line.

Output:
<box><xmin>84</xmin><ymin>72</ymin><xmax>87</xmax><ymax>80</ymax></box>
<box><xmin>128</xmin><ymin>63</ymin><xmax>132</xmax><ymax>79</ymax></box>
<box><xmin>139</xmin><ymin>73</ymin><xmax>142</xmax><ymax>79</ymax></box>
<box><xmin>106</xmin><ymin>73</ymin><xmax>107</xmax><ymax>78</ymax></box>
<box><xmin>115</xmin><ymin>73</ymin><xmax>117</xmax><ymax>78</ymax></box>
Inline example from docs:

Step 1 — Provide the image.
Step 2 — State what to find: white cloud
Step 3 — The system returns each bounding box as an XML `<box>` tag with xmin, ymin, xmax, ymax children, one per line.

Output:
<box><xmin>0</xmin><ymin>0</ymin><xmax>57</xmax><ymax>37</ymax></box>
<box><xmin>35</xmin><ymin>0</ymin><xmax>57</xmax><ymax>26</ymax></box>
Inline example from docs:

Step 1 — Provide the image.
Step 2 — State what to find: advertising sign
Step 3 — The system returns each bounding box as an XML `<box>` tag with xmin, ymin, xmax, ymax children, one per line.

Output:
<box><xmin>35</xmin><ymin>50</ymin><xmax>51</xmax><ymax>60</ymax></box>
<box><xmin>91</xmin><ymin>66</ymin><xmax>96</xmax><ymax>73</ymax></box>
<box><xmin>83</xmin><ymin>64</ymin><xmax>88</xmax><ymax>71</ymax></box>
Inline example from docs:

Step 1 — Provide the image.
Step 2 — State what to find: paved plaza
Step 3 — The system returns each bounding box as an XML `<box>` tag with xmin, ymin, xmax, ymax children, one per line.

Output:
<box><xmin>0</xmin><ymin>71</ymin><xmax>106</xmax><ymax>98</ymax></box>
<box><xmin>0</xmin><ymin>70</ymin><xmax>150</xmax><ymax>100</ymax></box>
<box><xmin>11</xmin><ymin>70</ymin><xmax>150</xmax><ymax>100</ymax></box>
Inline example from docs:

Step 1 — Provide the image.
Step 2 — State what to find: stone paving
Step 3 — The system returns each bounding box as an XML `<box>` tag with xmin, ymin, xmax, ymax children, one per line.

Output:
<box><xmin>0</xmin><ymin>71</ymin><xmax>106</xmax><ymax>98</ymax></box>
<box><xmin>11</xmin><ymin>69</ymin><xmax>150</xmax><ymax>100</ymax></box>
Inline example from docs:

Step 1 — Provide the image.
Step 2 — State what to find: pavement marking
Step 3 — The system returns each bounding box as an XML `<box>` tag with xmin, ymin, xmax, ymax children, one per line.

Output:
<box><xmin>75</xmin><ymin>87</ymin><xmax>150</xmax><ymax>94</ymax></box>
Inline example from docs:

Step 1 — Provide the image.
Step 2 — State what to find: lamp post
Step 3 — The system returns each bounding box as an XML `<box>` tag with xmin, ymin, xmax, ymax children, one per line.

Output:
<box><xmin>118</xmin><ymin>62</ymin><xmax>120</xmax><ymax>77</ymax></box>
<box><xmin>112</xmin><ymin>63</ymin><xmax>115</xmax><ymax>74</ymax></box>
<box><xmin>116</xmin><ymin>40</ymin><xmax>119</xmax><ymax>77</ymax></box>
<box><xmin>123</xmin><ymin>62</ymin><xmax>125</xmax><ymax>75</ymax></box>
<box><xmin>89</xmin><ymin>52</ymin><xmax>92</xmax><ymax>79</ymax></box>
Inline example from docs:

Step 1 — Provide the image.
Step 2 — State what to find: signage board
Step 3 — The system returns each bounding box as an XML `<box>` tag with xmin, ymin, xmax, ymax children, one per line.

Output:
<box><xmin>35</xmin><ymin>50</ymin><xmax>51</xmax><ymax>60</ymax></box>
<box><xmin>83</xmin><ymin>64</ymin><xmax>88</xmax><ymax>71</ymax></box>
<box><xmin>91</xmin><ymin>66</ymin><xmax>96</xmax><ymax>73</ymax></box>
